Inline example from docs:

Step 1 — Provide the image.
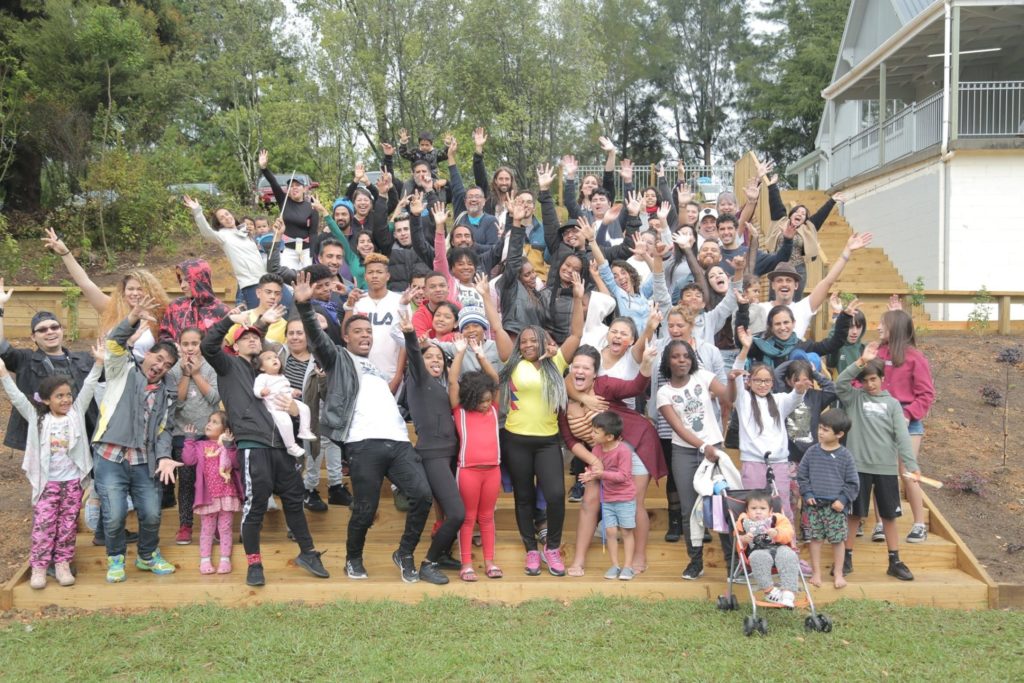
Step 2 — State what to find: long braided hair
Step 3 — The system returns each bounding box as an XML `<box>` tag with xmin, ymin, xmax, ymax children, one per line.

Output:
<box><xmin>498</xmin><ymin>325</ymin><xmax>567</xmax><ymax>418</ymax></box>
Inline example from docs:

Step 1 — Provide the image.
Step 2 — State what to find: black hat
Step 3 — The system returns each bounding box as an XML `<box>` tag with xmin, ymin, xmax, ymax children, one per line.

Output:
<box><xmin>30</xmin><ymin>311</ymin><xmax>60</xmax><ymax>331</ymax></box>
<box><xmin>558</xmin><ymin>219</ymin><xmax>580</xmax><ymax>234</ymax></box>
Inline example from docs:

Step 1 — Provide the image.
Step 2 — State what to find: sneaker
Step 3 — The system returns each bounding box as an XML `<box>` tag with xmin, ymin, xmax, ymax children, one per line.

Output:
<box><xmin>267</xmin><ymin>496</ymin><xmax>280</xmax><ymax>511</ymax></box>
<box><xmin>47</xmin><ymin>563</ymin><xmax>77</xmax><ymax>579</ymax></box>
<box><xmin>30</xmin><ymin>567</ymin><xmax>47</xmax><ymax>590</ymax></box>
<box><xmin>618</xmin><ymin>567</ymin><xmax>636</xmax><ymax>581</ymax></box>
<box><xmin>136</xmin><ymin>549</ymin><xmax>176</xmax><ymax>575</ymax></box>
<box><xmin>567</xmin><ymin>481</ymin><xmax>585</xmax><ymax>503</ymax></box>
<box><xmin>907</xmin><ymin>523</ymin><xmax>928</xmax><ymax>543</ymax></box>
<box><xmin>871</xmin><ymin>523</ymin><xmax>885</xmax><ymax>542</ymax></box>
<box><xmin>217</xmin><ymin>557</ymin><xmax>232</xmax><ymax>574</ymax></box>
<box><xmin>856</xmin><ymin>520</ymin><xmax>864</xmax><ymax>537</ymax></box>
<box><xmin>887</xmin><ymin>560</ymin><xmax>914</xmax><ymax>581</ymax></box>
<box><xmin>664</xmin><ymin>514</ymin><xmax>682</xmax><ymax>543</ymax></box>
<box><xmin>106</xmin><ymin>555</ymin><xmax>127</xmax><ymax>583</ymax></box>
<box><xmin>200</xmin><ymin>558</ymin><xmax>215</xmax><ymax>574</ymax></box>
<box><xmin>296</xmin><ymin>550</ymin><xmax>330</xmax><ymax>578</ymax></box>
<box><xmin>175</xmin><ymin>525</ymin><xmax>193</xmax><ymax>545</ymax></box>
<box><xmin>345</xmin><ymin>557</ymin><xmax>369</xmax><ymax>580</ymax></box>
<box><xmin>287</xmin><ymin>444</ymin><xmax>305</xmax><ymax>458</ymax></box>
<box><xmin>328</xmin><ymin>483</ymin><xmax>352</xmax><ymax>506</ymax></box>
<box><xmin>392</xmin><ymin>551</ymin><xmax>419</xmax><ymax>583</ymax></box>
<box><xmin>524</xmin><ymin>550</ymin><xmax>542</xmax><ymax>576</ymax></box>
<box><xmin>246</xmin><ymin>563</ymin><xmax>266</xmax><ymax>586</ymax></box>
<box><xmin>604</xmin><ymin>566</ymin><xmax>621</xmax><ymax>580</ymax></box>
<box><xmin>303</xmin><ymin>489</ymin><xmax>328</xmax><ymax>513</ymax></box>
<box><xmin>764</xmin><ymin>586</ymin><xmax>784</xmax><ymax>604</ymax></box>
<box><xmin>419</xmin><ymin>561</ymin><xmax>450</xmax><ymax>585</ymax></box>
<box><xmin>54</xmin><ymin>562</ymin><xmax>75</xmax><ymax>587</ymax></box>
<box><xmin>434</xmin><ymin>553</ymin><xmax>462</xmax><ymax>571</ymax></box>
<box><xmin>681</xmin><ymin>557</ymin><xmax>704</xmax><ymax>581</ymax></box>
<box><xmin>780</xmin><ymin>589</ymin><xmax>795</xmax><ymax>608</ymax></box>
<box><xmin>392</xmin><ymin>487</ymin><xmax>411</xmax><ymax>513</ymax></box>
<box><xmin>297</xmin><ymin>429</ymin><xmax>317</xmax><ymax>440</ymax></box>
<box><xmin>543</xmin><ymin>546</ymin><xmax>566</xmax><ymax>576</ymax></box>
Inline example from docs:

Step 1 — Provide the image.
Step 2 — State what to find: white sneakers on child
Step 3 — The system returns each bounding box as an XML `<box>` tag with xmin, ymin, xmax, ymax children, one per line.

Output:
<box><xmin>297</xmin><ymin>430</ymin><xmax>317</xmax><ymax>440</ymax></box>
<box><xmin>781</xmin><ymin>590</ymin><xmax>795</xmax><ymax>608</ymax></box>
<box><xmin>764</xmin><ymin>587</ymin><xmax>796</xmax><ymax>608</ymax></box>
<box><xmin>287</xmin><ymin>444</ymin><xmax>305</xmax><ymax>457</ymax></box>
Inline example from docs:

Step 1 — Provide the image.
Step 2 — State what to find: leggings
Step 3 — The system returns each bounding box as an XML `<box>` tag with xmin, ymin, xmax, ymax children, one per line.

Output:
<box><xmin>661</xmin><ymin>438</ymin><xmax>680</xmax><ymax>513</ymax></box>
<box><xmin>30</xmin><ymin>480</ymin><xmax>83</xmax><ymax>569</ymax></box>
<box><xmin>671</xmin><ymin>443</ymin><xmax>733</xmax><ymax>567</ymax></box>
<box><xmin>420</xmin><ymin>449</ymin><xmax>466</xmax><ymax>562</ymax></box>
<box><xmin>171</xmin><ymin>435</ymin><xmax>196</xmax><ymax>527</ymax></box>
<box><xmin>501</xmin><ymin>430</ymin><xmax>565</xmax><ymax>551</ymax></box>
<box><xmin>457</xmin><ymin>466</ymin><xmax>501</xmax><ymax>565</ymax></box>
<box><xmin>749</xmin><ymin>545</ymin><xmax>800</xmax><ymax>592</ymax></box>
<box><xmin>199</xmin><ymin>510</ymin><xmax>235</xmax><ymax>560</ymax></box>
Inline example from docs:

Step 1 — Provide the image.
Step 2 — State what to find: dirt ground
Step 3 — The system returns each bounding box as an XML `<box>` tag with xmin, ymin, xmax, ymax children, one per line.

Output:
<box><xmin>1</xmin><ymin>332</ymin><xmax>1022</xmax><ymax>588</ymax></box>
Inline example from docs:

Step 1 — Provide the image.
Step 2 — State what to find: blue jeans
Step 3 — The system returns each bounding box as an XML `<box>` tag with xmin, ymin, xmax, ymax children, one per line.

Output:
<box><xmin>93</xmin><ymin>453</ymin><xmax>162</xmax><ymax>559</ymax></box>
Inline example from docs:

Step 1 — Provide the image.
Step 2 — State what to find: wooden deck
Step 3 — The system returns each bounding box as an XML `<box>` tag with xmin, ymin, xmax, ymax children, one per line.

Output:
<box><xmin>1</xmin><ymin>478</ymin><xmax>995</xmax><ymax>611</ymax></box>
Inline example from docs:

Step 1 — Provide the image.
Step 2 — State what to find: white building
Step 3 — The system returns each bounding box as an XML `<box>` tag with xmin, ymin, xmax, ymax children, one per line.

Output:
<box><xmin>789</xmin><ymin>0</ymin><xmax>1024</xmax><ymax>320</ymax></box>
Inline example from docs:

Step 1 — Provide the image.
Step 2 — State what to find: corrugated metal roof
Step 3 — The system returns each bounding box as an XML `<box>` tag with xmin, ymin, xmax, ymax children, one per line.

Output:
<box><xmin>892</xmin><ymin>0</ymin><xmax>937</xmax><ymax>25</ymax></box>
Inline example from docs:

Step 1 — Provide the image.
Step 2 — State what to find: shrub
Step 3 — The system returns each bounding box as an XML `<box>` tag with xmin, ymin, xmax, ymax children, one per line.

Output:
<box><xmin>980</xmin><ymin>385</ymin><xmax>1003</xmax><ymax>407</ymax></box>
<box><xmin>943</xmin><ymin>469</ymin><xmax>988</xmax><ymax>496</ymax></box>
<box><xmin>967</xmin><ymin>286</ymin><xmax>994</xmax><ymax>334</ymax></box>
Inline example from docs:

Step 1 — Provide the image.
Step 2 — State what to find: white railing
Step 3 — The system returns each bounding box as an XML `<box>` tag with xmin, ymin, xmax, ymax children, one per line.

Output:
<box><xmin>959</xmin><ymin>81</ymin><xmax>1024</xmax><ymax>137</ymax></box>
<box><xmin>575</xmin><ymin>164</ymin><xmax>735</xmax><ymax>201</ymax></box>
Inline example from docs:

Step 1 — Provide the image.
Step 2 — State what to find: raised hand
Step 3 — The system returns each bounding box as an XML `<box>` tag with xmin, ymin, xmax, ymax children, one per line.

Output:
<box><xmin>292</xmin><ymin>270</ymin><xmax>314</xmax><ymax>304</ymax></box>
<box><xmin>576</xmin><ymin>215</ymin><xmax>595</xmax><ymax>243</ymax></box>
<box><xmin>258</xmin><ymin>149</ymin><xmax>269</xmax><ymax>169</ymax></box>
<box><xmin>381</xmin><ymin>141</ymin><xmax>395</xmax><ymax>156</ymax></box>
<box><xmin>431</xmin><ymin>201</ymin><xmax>449</xmax><ymax>229</ymax></box>
<box><xmin>376</xmin><ymin>172</ymin><xmax>392</xmax><ymax>195</ymax></box>
<box><xmin>561</xmin><ymin>155</ymin><xmax>578</xmax><ymax>179</ymax></box>
<box><xmin>446</xmin><ymin>135</ymin><xmax>458</xmax><ymax>160</ymax></box>
<box><xmin>832</xmin><ymin>191</ymin><xmax>847</xmax><ymax>204</ymax></box>
<box><xmin>846</xmin><ymin>232</ymin><xmax>873</xmax><ymax>251</ymax></box>
<box><xmin>645</xmin><ymin>307</ymin><xmax>663</xmax><ymax>334</ymax></box>
<box><xmin>128</xmin><ymin>295</ymin><xmax>159</xmax><ymax>324</ymax></box>
<box><xmin>734</xmin><ymin>288</ymin><xmax>749</xmax><ymax>305</ymax></box>
<box><xmin>512</xmin><ymin>199</ymin><xmax>532</xmax><ymax>225</ymax></box>
<box><xmin>398</xmin><ymin>128</ymin><xmax>409</xmax><ymax>145</ymax></box>
<box><xmin>409</xmin><ymin>190</ymin><xmax>424</xmax><ymax>216</ymax></box>
<box><xmin>675</xmin><ymin>183</ymin><xmax>694</xmax><ymax>206</ymax></box>
<box><xmin>260</xmin><ymin>304</ymin><xmax>287</xmax><ymax>325</ymax></box>
<box><xmin>728</xmin><ymin>254</ymin><xmax>746</xmax><ymax>275</ymax></box>
<box><xmin>672</xmin><ymin>231</ymin><xmax>694</xmax><ymax>251</ymax></box>
<box><xmin>744</xmin><ymin>176</ymin><xmax>760</xmax><ymax>202</ymax></box>
<box><xmin>473</xmin><ymin>127</ymin><xmax>487</xmax><ymax>152</ymax></box>
<box><xmin>755</xmin><ymin>157</ymin><xmax>775</xmax><ymax>178</ymax></box>
<box><xmin>453</xmin><ymin>333</ymin><xmax>468</xmax><ymax>353</ymax></box>
<box><xmin>90</xmin><ymin>339</ymin><xmax>105</xmax><ymax>365</ymax></box>
<box><xmin>598</xmin><ymin>136</ymin><xmax>616</xmax><ymax>154</ymax></box>
<box><xmin>830</xmin><ymin>293</ymin><xmax>844</xmax><ymax>315</ymax></box>
<box><xmin>656</xmin><ymin>161</ymin><xmax>666</xmax><ymax>178</ymax></box>
<box><xmin>473</xmin><ymin>272</ymin><xmax>490</xmax><ymax>297</ymax></box>
<box><xmin>657</xmin><ymin>201</ymin><xmax>671</xmax><ymax>222</ymax></box>
<box><xmin>41</xmin><ymin>227</ymin><xmax>69</xmax><ymax>256</ymax></box>
<box><xmin>354</xmin><ymin>162</ymin><xmax>368</xmax><ymax>185</ymax></box>
<box><xmin>181</xmin><ymin>194</ymin><xmax>200</xmax><ymax>211</ymax></box>
<box><xmin>642</xmin><ymin>338</ymin><xmax>659</xmax><ymax>365</ymax></box>
<box><xmin>536</xmin><ymin>163</ymin><xmax>555</xmax><ymax>192</ymax></box>
<box><xmin>310</xmin><ymin>194</ymin><xmax>327</xmax><ymax>216</ymax></box>
<box><xmin>225</xmin><ymin>306</ymin><xmax>249</xmax><ymax>325</ymax></box>
<box><xmin>888</xmin><ymin>293</ymin><xmax>903</xmax><ymax>311</ymax></box>
<box><xmin>861</xmin><ymin>340</ymin><xmax>879</xmax><ymax>364</ymax></box>
<box><xmin>625</xmin><ymin>190</ymin><xmax>643</xmax><ymax>216</ymax></box>
<box><xmin>399</xmin><ymin>283</ymin><xmax>422</xmax><ymax>306</ymax></box>
<box><xmin>397</xmin><ymin>309</ymin><xmax>414</xmax><ymax>333</ymax></box>
<box><xmin>619</xmin><ymin>158</ymin><xmax>633</xmax><ymax>183</ymax></box>
<box><xmin>630</xmin><ymin>241</ymin><xmax>650</xmax><ymax>263</ymax></box>
<box><xmin>842</xmin><ymin>297</ymin><xmax>862</xmax><ymax>318</ymax></box>
<box><xmin>736</xmin><ymin>325</ymin><xmax>753</xmax><ymax>349</ymax></box>
<box><xmin>345</xmin><ymin>288</ymin><xmax>364</xmax><ymax>309</ymax></box>
<box><xmin>570</xmin><ymin>270</ymin><xmax>585</xmax><ymax>299</ymax></box>
<box><xmin>469</xmin><ymin>338</ymin><xmax>484</xmax><ymax>356</ymax></box>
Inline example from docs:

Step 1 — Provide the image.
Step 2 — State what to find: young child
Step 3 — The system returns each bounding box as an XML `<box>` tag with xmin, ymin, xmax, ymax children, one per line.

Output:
<box><xmin>736</xmin><ymin>490</ymin><xmax>800</xmax><ymax>607</ymax></box>
<box><xmin>731</xmin><ymin>327</ymin><xmax>807</xmax><ymax>523</ymax></box>
<box><xmin>797</xmin><ymin>408</ymin><xmax>860</xmax><ymax>589</ymax></box>
<box><xmin>430</xmin><ymin>302</ymin><xmax>460</xmax><ymax>342</ymax></box>
<box><xmin>253</xmin><ymin>348</ymin><xmax>315</xmax><ymax>457</ymax></box>
<box><xmin>398</xmin><ymin>129</ymin><xmax>449</xmax><ymax>179</ymax></box>
<box><xmin>579</xmin><ymin>411</ymin><xmax>638</xmax><ymax>581</ymax></box>
<box><xmin>826</xmin><ymin>293</ymin><xmax>866</xmax><ymax>377</ymax></box>
<box><xmin>741</xmin><ymin>274</ymin><xmax>767</xmax><ymax>336</ymax></box>
<box><xmin>167</xmin><ymin>326</ymin><xmax>221</xmax><ymax>545</ymax></box>
<box><xmin>449</xmin><ymin>339</ymin><xmax>502</xmax><ymax>582</ymax></box>
<box><xmin>181</xmin><ymin>412</ymin><xmax>242</xmax><ymax>574</ymax></box>
<box><xmin>0</xmin><ymin>343</ymin><xmax>103</xmax><ymax>589</ymax></box>
<box><xmin>835</xmin><ymin>341</ymin><xmax>920</xmax><ymax>581</ymax></box>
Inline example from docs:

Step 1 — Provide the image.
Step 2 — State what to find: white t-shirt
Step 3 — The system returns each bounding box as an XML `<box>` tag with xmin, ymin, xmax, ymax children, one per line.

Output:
<box><xmin>344</xmin><ymin>350</ymin><xmax>409</xmax><ymax>444</ymax></box>
<box><xmin>353</xmin><ymin>290</ymin><xmax>407</xmax><ymax>381</ymax></box>
<box><xmin>656</xmin><ymin>369</ymin><xmax>724</xmax><ymax>448</ymax></box>
<box><xmin>44</xmin><ymin>415</ymin><xmax>80</xmax><ymax>482</ymax></box>
<box><xmin>756</xmin><ymin>296</ymin><xmax>813</xmax><ymax>339</ymax></box>
<box><xmin>594</xmin><ymin>339</ymin><xmax>641</xmax><ymax>409</ymax></box>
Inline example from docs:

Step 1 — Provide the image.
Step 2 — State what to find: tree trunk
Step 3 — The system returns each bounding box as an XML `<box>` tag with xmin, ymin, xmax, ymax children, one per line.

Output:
<box><xmin>0</xmin><ymin>143</ymin><xmax>43</xmax><ymax>213</ymax></box>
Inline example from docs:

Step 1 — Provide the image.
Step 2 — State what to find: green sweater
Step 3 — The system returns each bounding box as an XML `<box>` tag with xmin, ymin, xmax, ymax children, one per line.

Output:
<box><xmin>835</xmin><ymin>363</ymin><xmax>918</xmax><ymax>475</ymax></box>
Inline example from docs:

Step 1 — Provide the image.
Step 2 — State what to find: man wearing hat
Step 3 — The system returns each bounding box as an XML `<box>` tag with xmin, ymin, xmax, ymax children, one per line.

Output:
<box><xmin>258</xmin><ymin>148</ymin><xmax>319</xmax><ymax>270</ymax></box>
<box><xmin>697</xmin><ymin>207</ymin><xmax>719</xmax><ymax>244</ymax></box>
<box><xmin>202</xmin><ymin>307</ymin><xmax>328</xmax><ymax>586</ymax></box>
<box><xmin>0</xmin><ymin>288</ymin><xmax>97</xmax><ymax>452</ymax></box>
<box><xmin>758</xmin><ymin>232</ymin><xmax>874</xmax><ymax>338</ymax></box>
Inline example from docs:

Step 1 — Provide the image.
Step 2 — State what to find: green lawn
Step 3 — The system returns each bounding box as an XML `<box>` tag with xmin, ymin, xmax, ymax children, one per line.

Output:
<box><xmin>2</xmin><ymin>597</ymin><xmax>1022</xmax><ymax>681</ymax></box>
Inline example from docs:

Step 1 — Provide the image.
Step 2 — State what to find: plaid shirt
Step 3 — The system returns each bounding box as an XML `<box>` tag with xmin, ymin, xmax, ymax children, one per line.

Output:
<box><xmin>95</xmin><ymin>384</ymin><xmax>158</xmax><ymax>466</ymax></box>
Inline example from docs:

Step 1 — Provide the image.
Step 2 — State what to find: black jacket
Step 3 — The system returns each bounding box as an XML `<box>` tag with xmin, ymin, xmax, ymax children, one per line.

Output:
<box><xmin>402</xmin><ymin>330</ymin><xmax>457</xmax><ymax>454</ymax></box>
<box><xmin>297</xmin><ymin>301</ymin><xmax>360</xmax><ymax>444</ymax></box>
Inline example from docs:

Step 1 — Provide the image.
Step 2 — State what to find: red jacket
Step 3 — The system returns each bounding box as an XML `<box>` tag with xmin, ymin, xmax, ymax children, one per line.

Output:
<box><xmin>877</xmin><ymin>345</ymin><xmax>935</xmax><ymax>421</ymax></box>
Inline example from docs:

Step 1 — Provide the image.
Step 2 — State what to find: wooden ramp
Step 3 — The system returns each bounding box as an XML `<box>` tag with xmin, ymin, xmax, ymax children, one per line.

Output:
<box><xmin>1</xmin><ymin>476</ymin><xmax>994</xmax><ymax>611</ymax></box>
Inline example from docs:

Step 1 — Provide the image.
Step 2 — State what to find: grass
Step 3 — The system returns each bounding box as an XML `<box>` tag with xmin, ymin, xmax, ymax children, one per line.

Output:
<box><xmin>2</xmin><ymin>597</ymin><xmax>1023</xmax><ymax>681</ymax></box>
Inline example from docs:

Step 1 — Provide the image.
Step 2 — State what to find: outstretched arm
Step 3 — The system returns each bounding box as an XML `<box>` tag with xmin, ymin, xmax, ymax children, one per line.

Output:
<box><xmin>473</xmin><ymin>273</ymin><xmax>513</xmax><ymax>362</ymax></box>
<box><xmin>806</xmin><ymin>232</ymin><xmax>873</xmax><ymax>313</ymax></box>
<box><xmin>41</xmin><ymin>228</ymin><xmax>110</xmax><ymax>314</ymax></box>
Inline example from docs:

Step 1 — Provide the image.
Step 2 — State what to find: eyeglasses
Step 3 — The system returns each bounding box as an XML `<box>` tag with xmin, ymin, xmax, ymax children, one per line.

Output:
<box><xmin>750</xmin><ymin>378</ymin><xmax>773</xmax><ymax>385</ymax></box>
<box><xmin>33</xmin><ymin>323</ymin><xmax>62</xmax><ymax>334</ymax></box>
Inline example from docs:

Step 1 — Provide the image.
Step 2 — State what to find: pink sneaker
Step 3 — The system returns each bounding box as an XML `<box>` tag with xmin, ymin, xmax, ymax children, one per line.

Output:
<box><xmin>217</xmin><ymin>557</ymin><xmax>232</xmax><ymax>574</ymax></box>
<box><xmin>543</xmin><ymin>546</ymin><xmax>566</xmax><ymax>576</ymax></box>
<box><xmin>199</xmin><ymin>558</ymin><xmax>215</xmax><ymax>575</ymax></box>
<box><xmin>524</xmin><ymin>550</ymin><xmax>541</xmax><ymax>576</ymax></box>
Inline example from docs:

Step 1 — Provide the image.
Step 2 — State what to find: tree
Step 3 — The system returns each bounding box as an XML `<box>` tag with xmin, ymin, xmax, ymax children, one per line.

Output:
<box><xmin>736</xmin><ymin>0</ymin><xmax>848</xmax><ymax>172</ymax></box>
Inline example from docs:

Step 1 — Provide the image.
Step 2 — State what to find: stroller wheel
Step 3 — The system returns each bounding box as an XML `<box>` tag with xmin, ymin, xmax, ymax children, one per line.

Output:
<box><xmin>717</xmin><ymin>596</ymin><xmax>730</xmax><ymax>611</ymax></box>
<box><xmin>742</xmin><ymin>616</ymin><xmax>755</xmax><ymax>637</ymax></box>
<box><xmin>729</xmin><ymin>594</ymin><xmax>739</xmax><ymax>611</ymax></box>
<box><xmin>756</xmin><ymin>616</ymin><xmax>768</xmax><ymax>635</ymax></box>
<box><xmin>805</xmin><ymin>615</ymin><xmax>818</xmax><ymax>632</ymax></box>
<box><xmin>817</xmin><ymin>615</ymin><xmax>833</xmax><ymax>633</ymax></box>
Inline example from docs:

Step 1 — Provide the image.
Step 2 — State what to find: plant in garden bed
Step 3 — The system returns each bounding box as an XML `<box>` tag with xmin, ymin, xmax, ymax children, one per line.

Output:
<box><xmin>943</xmin><ymin>469</ymin><xmax>988</xmax><ymax>496</ymax></box>
<box><xmin>967</xmin><ymin>286</ymin><xmax>994</xmax><ymax>334</ymax></box>
<box><xmin>979</xmin><ymin>385</ymin><xmax>1003</xmax><ymax>407</ymax></box>
<box><xmin>996</xmin><ymin>345</ymin><xmax>1023</xmax><ymax>466</ymax></box>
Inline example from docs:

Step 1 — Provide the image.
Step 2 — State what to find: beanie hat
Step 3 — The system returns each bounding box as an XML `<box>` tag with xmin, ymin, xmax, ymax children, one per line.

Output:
<box><xmin>458</xmin><ymin>306</ymin><xmax>489</xmax><ymax>331</ymax></box>
<box><xmin>332</xmin><ymin>197</ymin><xmax>354</xmax><ymax>215</ymax></box>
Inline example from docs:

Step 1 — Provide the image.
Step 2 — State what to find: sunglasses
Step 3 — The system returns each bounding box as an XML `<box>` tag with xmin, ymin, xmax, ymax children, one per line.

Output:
<box><xmin>33</xmin><ymin>323</ymin><xmax>62</xmax><ymax>334</ymax></box>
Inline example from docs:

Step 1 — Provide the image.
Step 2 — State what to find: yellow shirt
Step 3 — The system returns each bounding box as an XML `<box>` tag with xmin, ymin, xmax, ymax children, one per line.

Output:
<box><xmin>504</xmin><ymin>351</ymin><xmax>568</xmax><ymax>437</ymax></box>
<box><xmin>226</xmin><ymin>310</ymin><xmax>286</xmax><ymax>346</ymax></box>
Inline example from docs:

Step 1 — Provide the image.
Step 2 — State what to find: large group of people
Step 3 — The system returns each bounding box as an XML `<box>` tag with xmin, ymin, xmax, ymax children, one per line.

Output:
<box><xmin>0</xmin><ymin>129</ymin><xmax>935</xmax><ymax>598</ymax></box>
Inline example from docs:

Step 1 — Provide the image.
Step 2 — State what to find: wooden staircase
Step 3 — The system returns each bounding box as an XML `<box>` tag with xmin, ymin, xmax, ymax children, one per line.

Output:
<box><xmin>1</xmin><ymin>463</ymin><xmax>993</xmax><ymax>611</ymax></box>
<box><xmin>779</xmin><ymin>189</ymin><xmax>929</xmax><ymax>337</ymax></box>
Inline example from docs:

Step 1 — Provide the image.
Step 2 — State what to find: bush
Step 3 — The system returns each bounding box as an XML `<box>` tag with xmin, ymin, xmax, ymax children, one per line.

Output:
<box><xmin>980</xmin><ymin>385</ymin><xmax>1003</xmax><ymax>407</ymax></box>
<box><xmin>944</xmin><ymin>469</ymin><xmax>988</xmax><ymax>496</ymax></box>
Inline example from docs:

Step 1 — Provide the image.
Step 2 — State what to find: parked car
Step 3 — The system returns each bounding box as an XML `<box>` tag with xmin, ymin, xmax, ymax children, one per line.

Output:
<box><xmin>66</xmin><ymin>190</ymin><xmax>119</xmax><ymax>209</ymax></box>
<box><xmin>168</xmin><ymin>182</ymin><xmax>222</xmax><ymax>197</ymax></box>
<box><xmin>256</xmin><ymin>173</ymin><xmax>319</xmax><ymax>207</ymax></box>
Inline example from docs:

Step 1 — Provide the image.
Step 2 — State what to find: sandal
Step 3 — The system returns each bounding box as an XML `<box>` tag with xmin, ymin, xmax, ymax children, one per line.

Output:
<box><xmin>460</xmin><ymin>567</ymin><xmax>478</xmax><ymax>582</ymax></box>
<box><xmin>485</xmin><ymin>565</ymin><xmax>503</xmax><ymax>579</ymax></box>
<box><xmin>567</xmin><ymin>566</ymin><xmax>585</xmax><ymax>577</ymax></box>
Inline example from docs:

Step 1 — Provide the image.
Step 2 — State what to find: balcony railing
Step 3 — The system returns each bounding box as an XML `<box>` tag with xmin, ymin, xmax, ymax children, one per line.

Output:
<box><xmin>828</xmin><ymin>81</ymin><xmax>1022</xmax><ymax>185</ymax></box>
<box><xmin>575</xmin><ymin>164</ymin><xmax>734</xmax><ymax>201</ymax></box>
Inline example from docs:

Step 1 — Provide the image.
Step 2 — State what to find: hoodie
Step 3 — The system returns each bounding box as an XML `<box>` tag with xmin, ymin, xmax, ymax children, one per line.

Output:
<box><xmin>159</xmin><ymin>258</ymin><xmax>230</xmax><ymax>341</ymax></box>
<box><xmin>826</xmin><ymin>315</ymin><xmax>865</xmax><ymax>377</ymax></box>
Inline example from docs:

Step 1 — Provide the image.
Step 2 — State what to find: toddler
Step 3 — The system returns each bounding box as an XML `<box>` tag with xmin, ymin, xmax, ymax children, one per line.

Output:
<box><xmin>182</xmin><ymin>413</ymin><xmax>242</xmax><ymax>574</ymax></box>
<box><xmin>736</xmin><ymin>490</ymin><xmax>800</xmax><ymax>607</ymax></box>
<box><xmin>253</xmin><ymin>349</ymin><xmax>315</xmax><ymax>456</ymax></box>
<box><xmin>579</xmin><ymin>412</ymin><xmax>638</xmax><ymax>581</ymax></box>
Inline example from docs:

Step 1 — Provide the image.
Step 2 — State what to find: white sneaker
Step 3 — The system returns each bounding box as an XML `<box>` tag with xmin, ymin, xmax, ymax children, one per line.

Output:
<box><xmin>780</xmin><ymin>590</ymin><xmax>795</xmax><ymax>608</ymax></box>
<box><xmin>30</xmin><ymin>567</ymin><xmax>47</xmax><ymax>590</ymax></box>
<box><xmin>267</xmin><ymin>495</ymin><xmax>280</xmax><ymax>510</ymax></box>
<box><xmin>287</xmin><ymin>444</ymin><xmax>305</xmax><ymax>457</ymax></box>
<box><xmin>906</xmin><ymin>523</ymin><xmax>928</xmax><ymax>543</ymax></box>
<box><xmin>764</xmin><ymin>586</ymin><xmax>783</xmax><ymax>604</ymax></box>
<box><xmin>297</xmin><ymin>430</ymin><xmax>317</xmax><ymax>440</ymax></box>
<box><xmin>871</xmin><ymin>523</ymin><xmax>885</xmax><ymax>542</ymax></box>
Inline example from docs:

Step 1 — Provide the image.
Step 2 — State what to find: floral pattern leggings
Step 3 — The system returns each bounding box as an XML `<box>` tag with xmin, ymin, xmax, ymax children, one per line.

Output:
<box><xmin>30</xmin><ymin>479</ymin><xmax>83</xmax><ymax>569</ymax></box>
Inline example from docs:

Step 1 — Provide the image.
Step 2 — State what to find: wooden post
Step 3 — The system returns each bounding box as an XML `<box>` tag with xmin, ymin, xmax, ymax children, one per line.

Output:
<box><xmin>556</xmin><ymin>164</ymin><xmax>564</xmax><ymax>208</ymax></box>
<box><xmin>998</xmin><ymin>295</ymin><xmax>1011</xmax><ymax>334</ymax></box>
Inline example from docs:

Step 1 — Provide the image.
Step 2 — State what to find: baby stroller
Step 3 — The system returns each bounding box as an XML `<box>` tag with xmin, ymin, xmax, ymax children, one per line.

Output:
<box><xmin>715</xmin><ymin>458</ymin><xmax>831</xmax><ymax>635</ymax></box>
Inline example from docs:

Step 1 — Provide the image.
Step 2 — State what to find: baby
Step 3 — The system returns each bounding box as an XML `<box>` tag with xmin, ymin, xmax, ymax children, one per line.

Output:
<box><xmin>253</xmin><ymin>350</ymin><xmax>315</xmax><ymax>457</ymax></box>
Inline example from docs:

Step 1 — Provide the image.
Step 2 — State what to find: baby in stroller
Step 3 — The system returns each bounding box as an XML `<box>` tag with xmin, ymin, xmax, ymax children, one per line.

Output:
<box><xmin>736</xmin><ymin>490</ymin><xmax>800</xmax><ymax>608</ymax></box>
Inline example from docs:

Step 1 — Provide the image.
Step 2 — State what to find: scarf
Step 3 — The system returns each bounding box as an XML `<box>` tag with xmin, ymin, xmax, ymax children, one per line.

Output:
<box><xmin>751</xmin><ymin>333</ymin><xmax>800</xmax><ymax>369</ymax></box>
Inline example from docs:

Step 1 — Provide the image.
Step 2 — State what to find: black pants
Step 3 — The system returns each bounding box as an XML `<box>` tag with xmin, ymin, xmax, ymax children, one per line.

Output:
<box><xmin>170</xmin><ymin>435</ymin><xmax>197</xmax><ymax>527</ymax></box>
<box><xmin>419</xmin><ymin>448</ymin><xmax>466</xmax><ymax>562</ymax></box>
<box><xmin>239</xmin><ymin>447</ymin><xmax>314</xmax><ymax>556</ymax></box>
<box><xmin>346</xmin><ymin>439</ymin><xmax>432</xmax><ymax>561</ymax></box>
<box><xmin>671</xmin><ymin>443</ymin><xmax>735</xmax><ymax>571</ymax></box>
<box><xmin>502</xmin><ymin>430</ymin><xmax>565</xmax><ymax>551</ymax></box>
<box><xmin>661</xmin><ymin>438</ymin><xmax>680</xmax><ymax>513</ymax></box>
